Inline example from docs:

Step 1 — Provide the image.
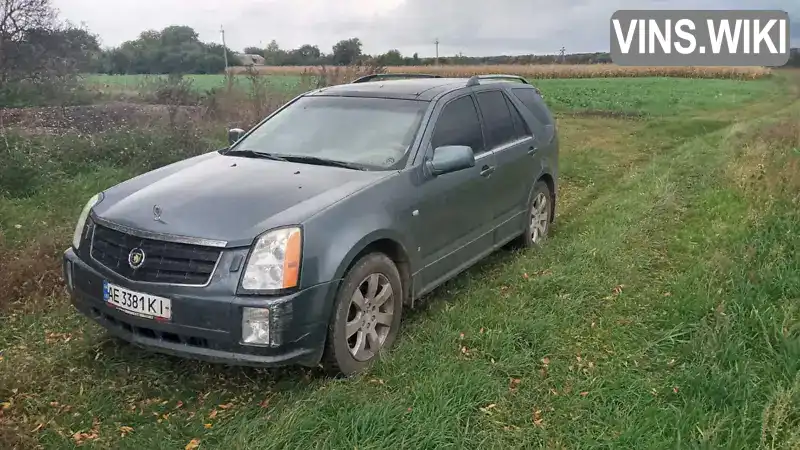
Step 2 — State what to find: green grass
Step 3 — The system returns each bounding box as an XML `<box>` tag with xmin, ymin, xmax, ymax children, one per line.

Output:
<box><xmin>2</xmin><ymin>74</ymin><xmax>799</xmax><ymax>449</ymax></box>
<box><xmin>533</xmin><ymin>77</ymin><xmax>781</xmax><ymax>116</ymax></box>
<box><xmin>84</xmin><ymin>73</ymin><xmax>305</xmax><ymax>94</ymax></box>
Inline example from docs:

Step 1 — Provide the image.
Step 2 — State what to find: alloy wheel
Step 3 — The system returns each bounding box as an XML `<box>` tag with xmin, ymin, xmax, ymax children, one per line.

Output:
<box><xmin>345</xmin><ymin>273</ymin><xmax>395</xmax><ymax>362</ymax></box>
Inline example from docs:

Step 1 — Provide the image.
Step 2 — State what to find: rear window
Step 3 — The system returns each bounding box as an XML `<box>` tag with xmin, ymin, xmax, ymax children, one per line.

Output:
<box><xmin>511</xmin><ymin>88</ymin><xmax>553</xmax><ymax>126</ymax></box>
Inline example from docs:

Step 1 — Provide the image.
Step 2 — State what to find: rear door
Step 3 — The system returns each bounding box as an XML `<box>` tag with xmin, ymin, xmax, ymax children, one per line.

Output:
<box><xmin>473</xmin><ymin>88</ymin><xmax>538</xmax><ymax>243</ymax></box>
<box><xmin>413</xmin><ymin>93</ymin><xmax>498</xmax><ymax>293</ymax></box>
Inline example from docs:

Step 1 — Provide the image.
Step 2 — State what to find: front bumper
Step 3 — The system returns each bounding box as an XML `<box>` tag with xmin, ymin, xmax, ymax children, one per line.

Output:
<box><xmin>63</xmin><ymin>248</ymin><xmax>338</xmax><ymax>368</ymax></box>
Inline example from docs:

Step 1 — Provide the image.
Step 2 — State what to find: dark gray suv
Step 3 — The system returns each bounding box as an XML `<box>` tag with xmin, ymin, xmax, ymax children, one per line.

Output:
<box><xmin>63</xmin><ymin>73</ymin><xmax>559</xmax><ymax>375</ymax></box>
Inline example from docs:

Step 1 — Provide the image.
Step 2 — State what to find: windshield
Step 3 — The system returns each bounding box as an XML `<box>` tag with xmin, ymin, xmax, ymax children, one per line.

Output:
<box><xmin>231</xmin><ymin>96</ymin><xmax>429</xmax><ymax>170</ymax></box>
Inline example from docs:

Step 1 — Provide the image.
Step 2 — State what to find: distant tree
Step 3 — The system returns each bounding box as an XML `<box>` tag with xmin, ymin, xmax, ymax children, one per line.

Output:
<box><xmin>378</xmin><ymin>49</ymin><xmax>403</xmax><ymax>66</ymax></box>
<box><xmin>243</xmin><ymin>46</ymin><xmax>264</xmax><ymax>57</ymax></box>
<box><xmin>262</xmin><ymin>39</ymin><xmax>285</xmax><ymax>65</ymax></box>
<box><xmin>103</xmin><ymin>25</ymin><xmax>239</xmax><ymax>74</ymax></box>
<box><xmin>0</xmin><ymin>0</ymin><xmax>57</xmax><ymax>82</ymax></box>
<box><xmin>332</xmin><ymin>37</ymin><xmax>362</xmax><ymax>65</ymax></box>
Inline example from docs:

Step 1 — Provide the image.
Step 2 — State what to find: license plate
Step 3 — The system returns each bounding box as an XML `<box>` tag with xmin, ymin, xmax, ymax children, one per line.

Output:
<box><xmin>103</xmin><ymin>281</ymin><xmax>172</xmax><ymax>321</ymax></box>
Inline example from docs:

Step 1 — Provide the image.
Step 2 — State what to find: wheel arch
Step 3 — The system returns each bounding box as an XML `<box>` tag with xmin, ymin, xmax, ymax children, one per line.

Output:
<box><xmin>332</xmin><ymin>232</ymin><xmax>414</xmax><ymax>307</ymax></box>
<box><xmin>537</xmin><ymin>172</ymin><xmax>556</xmax><ymax>222</ymax></box>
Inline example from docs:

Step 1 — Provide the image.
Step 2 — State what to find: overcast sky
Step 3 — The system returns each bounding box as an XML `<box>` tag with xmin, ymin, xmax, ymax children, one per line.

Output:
<box><xmin>54</xmin><ymin>0</ymin><xmax>799</xmax><ymax>56</ymax></box>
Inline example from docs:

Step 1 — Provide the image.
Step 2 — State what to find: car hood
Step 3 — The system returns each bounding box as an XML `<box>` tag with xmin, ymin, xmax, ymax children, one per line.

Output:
<box><xmin>93</xmin><ymin>151</ymin><xmax>391</xmax><ymax>247</ymax></box>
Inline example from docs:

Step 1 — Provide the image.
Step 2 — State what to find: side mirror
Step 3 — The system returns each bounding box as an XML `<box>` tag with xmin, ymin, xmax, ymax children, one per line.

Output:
<box><xmin>428</xmin><ymin>145</ymin><xmax>475</xmax><ymax>176</ymax></box>
<box><xmin>228</xmin><ymin>128</ymin><xmax>245</xmax><ymax>145</ymax></box>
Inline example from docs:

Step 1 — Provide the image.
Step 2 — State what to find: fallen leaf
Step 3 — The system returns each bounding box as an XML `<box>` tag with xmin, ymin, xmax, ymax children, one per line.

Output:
<box><xmin>509</xmin><ymin>378</ymin><xmax>522</xmax><ymax>391</ymax></box>
<box><xmin>185</xmin><ymin>438</ymin><xmax>201</xmax><ymax>450</ymax></box>
<box><xmin>175</xmin><ymin>401</ymin><xmax>184</xmax><ymax>409</ymax></box>
<box><xmin>204</xmin><ymin>423</ymin><xmax>212</xmax><ymax>429</ymax></box>
<box><xmin>533</xmin><ymin>409</ymin><xmax>543</xmax><ymax>426</ymax></box>
<box><xmin>541</xmin><ymin>357</ymin><xmax>550</xmax><ymax>366</ymax></box>
<box><xmin>612</xmin><ymin>284</ymin><xmax>625</xmax><ymax>295</ymax></box>
<box><xmin>120</xmin><ymin>426</ymin><xmax>134</xmax><ymax>437</ymax></box>
<box><xmin>580</xmin><ymin>391</ymin><xmax>589</xmax><ymax>397</ymax></box>
<box><xmin>208</xmin><ymin>410</ymin><xmax>218</xmax><ymax>419</ymax></box>
<box><xmin>479</xmin><ymin>327</ymin><xmax>485</xmax><ymax>334</ymax></box>
<box><xmin>479</xmin><ymin>403</ymin><xmax>497</xmax><ymax>413</ymax></box>
<box><xmin>663</xmin><ymin>292</ymin><xmax>672</xmax><ymax>297</ymax></box>
<box><xmin>218</xmin><ymin>403</ymin><xmax>233</xmax><ymax>410</ymax></box>
<box><xmin>459</xmin><ymin>332</ymin><xmax>465</xmax><ymax>340</ymax></box>
<box><xmin>673</xmin><ymin>386</ymin><xmax>679</xmax><ymax>393</ymax></box>
<box><xmin>32</xmin><ymin>423</ymin><xmax>44</xmax><ymax>433</ymax></box>
<box><xmin>259</xmin><ymin>398</ymin><xmax>270</xmax><ymax>408</ymax></box>
<box><xmin>523</xmin><ymin>273</ymin><xmax>529</xmax><ymax>279</ymax></box>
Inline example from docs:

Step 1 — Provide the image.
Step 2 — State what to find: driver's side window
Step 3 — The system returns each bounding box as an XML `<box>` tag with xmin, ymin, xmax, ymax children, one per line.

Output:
<box><xmin>431</xmin><ymin>95</ymin><xmax>486</xmax><ymax>155</ymax></box>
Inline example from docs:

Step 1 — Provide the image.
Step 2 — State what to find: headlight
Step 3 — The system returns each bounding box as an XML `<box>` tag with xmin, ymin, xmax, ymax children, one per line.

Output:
<box><xmin>241</xmin><ymin>227</ymin><xmax>302</xmax><ymax>291</ymax></box>
<box><xmin>72</xmin><ymin>193</ymin><xmax>102</xmax><ymax>250</ymax></box>
<box><xmin>241</xmin><ymin>307</ymin><xmax>270</xmax><ymax>345</ymax></box>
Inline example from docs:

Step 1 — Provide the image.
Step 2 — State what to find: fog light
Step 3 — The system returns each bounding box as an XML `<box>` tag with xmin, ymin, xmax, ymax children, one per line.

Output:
<box><xmin>242</xmin><ymin>307</ymin><xmax>270</xmax><ymax>346</ymax></box>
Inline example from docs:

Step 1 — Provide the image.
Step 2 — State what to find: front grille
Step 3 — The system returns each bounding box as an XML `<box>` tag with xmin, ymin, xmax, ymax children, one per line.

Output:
<box><xmin>90</xmin><ymin>222</ymin><xmax>222</xmax><ymax>285</ymax></box>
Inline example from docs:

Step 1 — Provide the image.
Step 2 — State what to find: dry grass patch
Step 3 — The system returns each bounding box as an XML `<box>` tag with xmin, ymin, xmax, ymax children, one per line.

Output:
<box><xmin>727</xmin><ymin>116</ymin><xmax>800</xmax><ymax>203</ymax></box>
<box><xmin>0</xmin><ymin>234</ymin><xmax>68</xmax><ymax>315</ymax></box>
<box><xmin>234</xmin><ymin>64</ymin><xmax>773</xmax><ymax>80</ymax></box>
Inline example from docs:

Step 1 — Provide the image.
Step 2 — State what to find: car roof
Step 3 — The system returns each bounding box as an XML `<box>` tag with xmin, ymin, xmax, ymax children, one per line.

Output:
<box><xmin>306</xmin><ymin>77</ymin><xmax>475</xmax><ymax>101</ymax></box>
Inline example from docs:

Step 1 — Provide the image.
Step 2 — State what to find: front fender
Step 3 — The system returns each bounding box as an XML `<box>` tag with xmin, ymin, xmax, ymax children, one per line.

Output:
<box><xmin>301</xmin><ymin>213</ymin><xmax>418</xmax><ymax>288</ymax></box>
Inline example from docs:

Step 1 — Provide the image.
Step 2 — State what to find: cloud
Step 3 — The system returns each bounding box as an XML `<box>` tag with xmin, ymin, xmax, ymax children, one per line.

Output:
<box><xmin>53</xmin><ymin>0</ymin><xmax>799</xmax><ymax>56</ymax></box>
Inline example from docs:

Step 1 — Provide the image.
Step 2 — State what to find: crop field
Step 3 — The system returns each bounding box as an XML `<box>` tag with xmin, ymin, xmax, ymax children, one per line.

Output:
<box><xmin>1</xmin><ymin>71</ymin><xmax>799</xmax><ymax>449</ymax></box>
<box><xmin>229</xmin><ymin>63</ymin><xmax>774</xmax><ymax>80</ymax></box>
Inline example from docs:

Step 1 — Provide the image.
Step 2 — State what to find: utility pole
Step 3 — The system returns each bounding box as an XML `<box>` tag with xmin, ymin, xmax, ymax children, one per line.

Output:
<box><xmin>434</xmin><ymin>38</ymin><xmax>439</xmax><ymax>65</ymax></box>
<box><xmin>559</xmin><ymin>46</ymin><xmax>566</xmax><ymax>64</ymax></box>
<box><xmin>221</xmin><ymin>25</ymin><xmax>229</xmax><ymax>74</ymax></box>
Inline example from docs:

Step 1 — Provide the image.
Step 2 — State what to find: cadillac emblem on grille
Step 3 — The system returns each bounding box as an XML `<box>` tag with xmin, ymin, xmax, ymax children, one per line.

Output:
<box><xmin>128</xmin><ymin>248</ymin><xmax>146</xmax><ymax>269</ymax></box>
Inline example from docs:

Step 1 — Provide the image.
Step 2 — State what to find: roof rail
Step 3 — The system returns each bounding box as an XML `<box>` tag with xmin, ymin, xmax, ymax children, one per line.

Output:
<box><xmin>351</xmin><ymin>73</ymin><xmax>443</xmax><ymax>83</ymax></box>
<box><xmin>465</xmin><ymin>74</ymin><xmax>530</xmax><ymax>87</ymax></box>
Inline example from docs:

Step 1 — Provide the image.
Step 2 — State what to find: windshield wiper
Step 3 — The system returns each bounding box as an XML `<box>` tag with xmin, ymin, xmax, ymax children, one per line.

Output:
<box><xmin>278</xmin><ymin>155</ymin><xmax>367</xmax><ymax>171</ymax></box>
<box><xmin>225</xmin><ymin>149</ymin><xmax>288</xmax><ymax>161</ymax></box>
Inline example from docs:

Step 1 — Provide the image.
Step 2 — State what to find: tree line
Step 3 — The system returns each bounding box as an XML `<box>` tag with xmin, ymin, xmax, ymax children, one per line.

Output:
<box><xmin>96</xmin><ymin>30</ymin><xmax>800</xmax><ymax>74</ymax></box>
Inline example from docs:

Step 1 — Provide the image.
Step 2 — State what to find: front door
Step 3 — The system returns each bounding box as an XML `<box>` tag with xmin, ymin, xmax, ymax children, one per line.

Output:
<box><xmin>412</xmin><ymin>93</ymin><xmax>497</xmax><ymax>294</ymax></box>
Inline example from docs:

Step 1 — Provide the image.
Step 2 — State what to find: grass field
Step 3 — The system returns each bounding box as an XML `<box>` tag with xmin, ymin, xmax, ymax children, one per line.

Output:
<box><xmin>2</xmin><ymin>72</ymin><xmax>800</xmax><ymax>449</ymax></box>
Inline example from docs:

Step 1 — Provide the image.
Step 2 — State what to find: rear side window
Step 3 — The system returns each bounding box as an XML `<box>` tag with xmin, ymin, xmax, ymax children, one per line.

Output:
<box><xmin>475</xmin><ymin>90</ymin><xmax>518</xmax><ymax>149</ymax></box>
<box><xmin>504</xmin><ymin>93</ymin><xmax>532</xmax><ymax>139</ymax></box>
<box><xmin>511</xmin><ymin>88</ymin><xmax>553</xmax><ymax>126</ymax></box>
<box><xmin>431</xmin><ymin>95</ymin><xmax>485</xmax><ymax>154</ymax></box>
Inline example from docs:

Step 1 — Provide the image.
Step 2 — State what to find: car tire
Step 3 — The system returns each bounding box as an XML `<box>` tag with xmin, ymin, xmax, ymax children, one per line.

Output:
<box><xmin>321</xmin><ymin>252</ymin><xmax>403</xmax><ymax>376</ymax></box>
<box><xmin>522</xmin><ymin>180</ymin><xmax>553</xmax><ymax>249</ymax></box>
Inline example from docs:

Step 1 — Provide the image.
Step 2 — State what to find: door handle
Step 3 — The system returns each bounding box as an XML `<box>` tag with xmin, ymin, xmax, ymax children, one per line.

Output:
<box><xmin>527</xmin><ymin>145</ymin><xmax>538</xmax><ymax>155</ymax></box>
<box><xmin>480</xmin><ymin>165</ymin><xmax>495</xmax><ymax>177</ymax></box>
